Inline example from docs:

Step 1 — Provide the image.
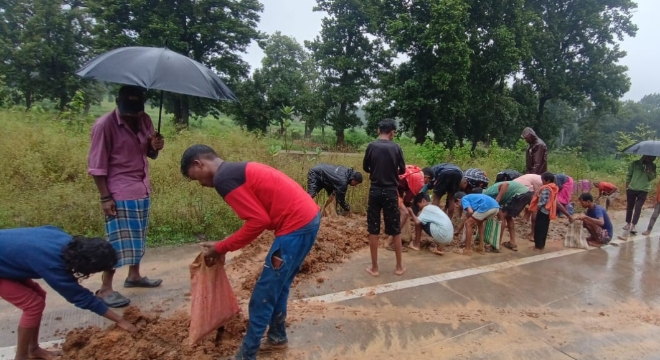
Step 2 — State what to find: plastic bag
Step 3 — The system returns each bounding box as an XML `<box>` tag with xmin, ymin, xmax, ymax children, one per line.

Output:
<box><xmin>563</xmin><ymin>223</ymin><xmax>589</xmax><ymax>250</ymax></box>
<box><xmin>401</xmin><ymin>218</ymin><xmax>412</xmax><ymax>243</ymax></box>
<box><xmin>189</xmin><ymin>253</ymin><xmax>241</xmax><ymax>345</ymax></box>
<box><xmin>480</xmin><ymin>218</ymin><xmax>501</xmax><ymax>251</ymax></box>
<box><xmin>322</xmin><ymin>195</ymin><xmax>338</xmax><ymax>218</ymax></box>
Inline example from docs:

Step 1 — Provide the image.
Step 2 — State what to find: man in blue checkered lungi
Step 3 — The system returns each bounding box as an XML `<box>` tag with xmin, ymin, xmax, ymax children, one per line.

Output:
<box><xmin>87</xmin><ymin>86</ymin><xmax>165</xmax><ymax>308</ymax></box>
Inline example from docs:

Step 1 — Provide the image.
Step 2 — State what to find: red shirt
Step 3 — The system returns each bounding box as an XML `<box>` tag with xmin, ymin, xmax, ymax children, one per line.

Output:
<box><xmin>598</xmin><ymin>182</ymin><xmax>616</xmax><ymax>193</ymax></box>
<box><xmin>213</xmin><ymin>162</ymin><xmax>320</xmax><ymax>253</ymax></box>
<box><xmin>87</xmin><ymin>110</ymin><xmax>156</xmax><ymax>200</ymax></box>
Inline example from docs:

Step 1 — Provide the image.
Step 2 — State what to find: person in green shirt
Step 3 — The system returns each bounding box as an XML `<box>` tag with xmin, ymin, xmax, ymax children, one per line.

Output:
<box><xmin>484</xmin><ymin>181</ymin><xmax>534</xmax><ymax>251</ymax></box>
<box><xmin>624</xmin><ymin>155</ymin><xmax>657</xmax><ymax>234</ymax></box>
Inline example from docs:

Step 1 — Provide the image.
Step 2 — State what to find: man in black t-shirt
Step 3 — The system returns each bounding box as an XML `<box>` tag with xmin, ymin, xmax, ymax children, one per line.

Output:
<box><xmin>422</xmin><ymin>163</ymin><xmax>463</xmax><ymax>218</ymax></box>
<box><xmin>362</xmin><ymin>119</ymin><xmax>406</xmax><ymax>277</ymax></box>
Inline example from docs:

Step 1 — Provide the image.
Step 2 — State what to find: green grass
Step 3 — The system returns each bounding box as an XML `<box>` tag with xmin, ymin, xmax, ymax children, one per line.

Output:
<box><xmin>0</xmin><ymin>107</ymin><xmax>633</xmax><ymax>246</ymax></box>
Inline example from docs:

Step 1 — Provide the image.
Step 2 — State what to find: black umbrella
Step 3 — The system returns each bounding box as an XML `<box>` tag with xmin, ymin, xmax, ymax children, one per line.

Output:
<box><xmin>621</xmin><ymin>140</ymin><xmax>660</xmax><ymax>157</ymax></box>
<box><xmin>76</xmin><ymin>46</ymin><xmax>238</xmax><ymax>133</ymax></box>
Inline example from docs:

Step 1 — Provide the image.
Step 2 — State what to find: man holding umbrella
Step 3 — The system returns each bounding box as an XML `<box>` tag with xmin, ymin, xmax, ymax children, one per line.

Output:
<box><xmin>87</xmin><ymin>86</ymin><xmax>164</xmax><ymax>307</ymax></box>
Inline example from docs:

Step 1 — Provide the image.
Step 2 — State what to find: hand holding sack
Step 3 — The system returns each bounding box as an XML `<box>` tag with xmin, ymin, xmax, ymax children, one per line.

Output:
<box><xmin>188</xmin><ymin>252</ymin><xmax>241</xmax><ymax>345</ymax></box>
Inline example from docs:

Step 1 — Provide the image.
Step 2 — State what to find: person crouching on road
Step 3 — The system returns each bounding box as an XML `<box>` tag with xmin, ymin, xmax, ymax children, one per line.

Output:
<box><xmin>407</xmin><ymin>193</ymin><xmax>453</xmax><ymax>255</ymax></box>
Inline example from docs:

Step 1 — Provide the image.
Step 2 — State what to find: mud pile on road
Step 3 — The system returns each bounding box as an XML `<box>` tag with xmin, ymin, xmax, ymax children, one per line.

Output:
<box><xmin>62</xmin><ymin>306</ymin><xmax>248</xmax><ymax>360</ymax></box>
<box><xmin>61</xmin><ymin>215</ymin><xmax>370</xmax><ymax>359</ymax></box>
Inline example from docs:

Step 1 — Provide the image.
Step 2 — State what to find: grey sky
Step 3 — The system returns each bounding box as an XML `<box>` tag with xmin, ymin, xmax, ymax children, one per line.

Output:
<box><xmin>243</xmin><ymin>0</ymin><xmax>659</xmax><ymax>101</ymax></box>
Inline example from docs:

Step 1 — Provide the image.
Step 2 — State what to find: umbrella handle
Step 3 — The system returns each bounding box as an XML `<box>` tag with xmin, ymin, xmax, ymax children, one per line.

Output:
<box><xmin>157</xmin><ymin>90</ymin><xmax>164</xmax><ymax>134</ymax></box>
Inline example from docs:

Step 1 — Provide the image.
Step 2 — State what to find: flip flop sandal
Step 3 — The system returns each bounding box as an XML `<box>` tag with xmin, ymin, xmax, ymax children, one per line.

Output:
<box><xmin>385</xmin><ymin>245</ymin><xmax>408</xmax><ymax>252</ymax></box>
<box><xmin>96</xmin><ymin>290</ymin><xmax>130</xmax><ymax>308</ymax></box>
<box><xmin>124</xmin><ymin>276</ymin><xmax>163</xmax><ymax>288</ymax></box>
<box><xmin>502</xmin><ymin>242</ymin><xmax>518</xmax><ymax>252</ymax></box>
<box><xmin>485</xmin><ymin>246</ymin><xmax>500</xmax><ymax>253</ymax></box>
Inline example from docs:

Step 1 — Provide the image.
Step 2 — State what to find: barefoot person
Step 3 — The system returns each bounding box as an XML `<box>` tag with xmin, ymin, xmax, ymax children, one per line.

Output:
<box><xmin>453</xmin><ymin>192</ymin><xmax>500</xmax><ymax>255</ymax></box>
<box><xmin>181</xmin><ymin>144</ymin><xmax>321</xmax><ymax>360</ymax></box>
<box><xmin>422</xmin><ymin>163</ymin><xmax>463</xmax><ymax>218</ymax></box>
<box><xmin>0</xmin><ymin>226</ymin><xmax>138</xmax><ymax>360</ymax></box>
<box><xmin>307</xmin><ymin>163</ymin><xmax>363</xmax><ymax>215</ymax></box>
<box><xmin>484</xmin><ymin>181</ymin><xmax>534</xmax><ymax>252</ymax></box>
<box><xmin>387</xmin><ymin>165</ymin><xmax>424</xmax><ymax>251</ymax></box>
<box><xmin>407</xmin><ymin>193</ymin><xmax>453</xmax><ymax>254</ymax></box>
<box><xmin>624</xmin><ymin>156</ymin><xmax>656</xmax><ymax>234</ymax></box>
<box><xmin>575</xmin><ymin>193</ymin><xmax>613</xmax><ymax>248</ymax></box>
<box><xmin>363</xmin><ymin>119</ymin><xmax>407</xmax><ymax>276</ymax></box>
<box><xmin>88</xmin><ymin>85</ymin><xmax>164</xmax><ymax>308</ymax></box>
<box><xmin>528</xmin><ymin>172</ymin><xmax>565</xmax><ymax>251</ymax></box>
<box><xmin>592</xmin><ymin>180</ymin><xmax>619</xmax><ymax>210</ymax></box>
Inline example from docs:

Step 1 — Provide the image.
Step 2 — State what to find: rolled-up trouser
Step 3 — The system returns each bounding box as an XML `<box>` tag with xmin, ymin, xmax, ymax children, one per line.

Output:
<box><xmin>0</xmin><ymin>278</ymin><xmax>46</xmax><ymax>328</ymax></box>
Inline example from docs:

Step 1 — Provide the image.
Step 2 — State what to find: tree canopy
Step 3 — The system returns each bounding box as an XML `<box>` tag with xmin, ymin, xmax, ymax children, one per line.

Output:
<box><xmin>0</xmin><ymin>0</ymin><xmax>647</xmax><ymax>154</ymax></box>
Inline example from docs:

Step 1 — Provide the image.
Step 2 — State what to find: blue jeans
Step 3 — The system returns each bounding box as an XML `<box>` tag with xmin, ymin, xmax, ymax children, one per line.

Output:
<box><xmin>235</xmin><ymin>212</ymin><xmax>321</xmax><ymax>360</ymax></box>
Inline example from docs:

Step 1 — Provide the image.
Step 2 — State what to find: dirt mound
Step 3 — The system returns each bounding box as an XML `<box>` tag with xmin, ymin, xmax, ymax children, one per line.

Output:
<box><xmin>60</xmin><ymin>215</ymin><xmax>370</xmax><ymax>359</ymax></box>
<box><xmin>62</xmin><ymin>306</ymin><xmax>248</xmax><ymax>360</ymax></box>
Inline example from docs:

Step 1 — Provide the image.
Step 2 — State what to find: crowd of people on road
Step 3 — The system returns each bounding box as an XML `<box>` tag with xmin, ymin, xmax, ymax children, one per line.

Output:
<box><xmin>0</xmin><ymin>86</ymin><xmax>658</xmax><ymax>360</ymax></box>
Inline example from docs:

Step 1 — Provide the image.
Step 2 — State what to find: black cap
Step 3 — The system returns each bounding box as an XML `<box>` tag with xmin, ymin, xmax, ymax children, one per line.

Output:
<box><xmin>117</xmin><ymin>86</ymin><xmax>145</xmax><ymax>115</ymax></box>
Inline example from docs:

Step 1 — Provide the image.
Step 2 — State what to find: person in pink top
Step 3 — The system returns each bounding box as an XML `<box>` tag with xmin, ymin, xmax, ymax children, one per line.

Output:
<box><xmin>87</xmin><ymin>86</ymin><xmax>165</xmax><ymax>308</ymax></box>
<box><xmin>514</xmin><ymin>174</ymin><xmax>542</xmax><ymax>193</ymax></box>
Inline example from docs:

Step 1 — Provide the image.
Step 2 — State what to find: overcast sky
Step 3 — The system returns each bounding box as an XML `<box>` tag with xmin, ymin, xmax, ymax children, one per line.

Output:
<box><xmin>243</xmin><ymin>0</ymin><xmax>659</xmax><ymax>101</ymax></box>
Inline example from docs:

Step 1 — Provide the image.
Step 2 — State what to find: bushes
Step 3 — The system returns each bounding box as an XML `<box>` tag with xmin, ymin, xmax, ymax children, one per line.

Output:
<box><xmin>0</xmin><ymin>110</ymin><xmax>627</xmax><ymax>245</ymax></box>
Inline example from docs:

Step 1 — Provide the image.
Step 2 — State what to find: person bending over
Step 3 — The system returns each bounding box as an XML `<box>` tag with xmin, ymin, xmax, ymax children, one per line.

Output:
<box><xmin>0</xmin><ymin>226</ymin><xmax>137</xmax><ymax>360</ymax></box>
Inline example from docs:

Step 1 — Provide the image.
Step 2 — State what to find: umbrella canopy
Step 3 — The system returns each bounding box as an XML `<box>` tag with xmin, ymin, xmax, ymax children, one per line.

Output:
<box><xmin>621</xmin><ymin>140</ymin><xmax>660</xmax><ymax>157</ymax></box>
<box><xmin>76</xmin><ymin>46</ymin><xmax>238</xmax><ymax>132</ymax></box>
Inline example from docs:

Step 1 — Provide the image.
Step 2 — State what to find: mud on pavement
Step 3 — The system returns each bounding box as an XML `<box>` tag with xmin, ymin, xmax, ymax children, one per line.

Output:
<box><xmin>60</xmin><ymin>215</ymin><xmax>379</xmax><ymax>359</ymax></box>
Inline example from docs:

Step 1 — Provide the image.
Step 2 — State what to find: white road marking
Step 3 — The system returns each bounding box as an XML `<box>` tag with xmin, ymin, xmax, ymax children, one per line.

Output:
<box><xmin>0</xmin><ymin>230</ymin><xmax>648</xmax><ymax>353</ymax></box>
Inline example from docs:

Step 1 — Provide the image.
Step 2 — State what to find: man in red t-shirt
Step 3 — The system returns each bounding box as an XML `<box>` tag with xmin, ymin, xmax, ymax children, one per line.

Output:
<box><xmin>593</xmin><ymin>181</ymin><xmax>619</xmax><ymax>210</ymax></box>
<box><xmin>181</xmin><ymin>144</ymin><xmax>320</xmax><ymax>360</ymax></box>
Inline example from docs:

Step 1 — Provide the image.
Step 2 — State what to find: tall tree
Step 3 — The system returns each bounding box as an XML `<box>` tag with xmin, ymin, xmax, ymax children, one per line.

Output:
<box><xmin>521</xmin><ymin>0</ymin><xmax>637</xmax><ymax>136</ymax></box>
<box><xmin>225</xmin><ymin>70</ymin><xmax>270</xmax><ymax>132</ymax></box>
<box><xmin>368</xmin><ymin>0</ymin><xmax>471</xmax><ymax>145</ymax></box>
<box><xmin>462</xmin><ymin>0</ymin><xmax>528</xmax><ymax>150</ymax></box>
<box><xmin>258</xmin><ymin>32</ymin><xmax>308</xmax><ymax>133</ymax></box>
<box><xmin>0</xmin><ymin>0</ymin><xmax>94</xmax><ymax>109</ymax></box>
<box><xmin>307</xmin><ymin>0</ymin><xmax>391</xmax><ymax>147</ymax></box>
<box><xmin>87</xmin><ymin>0</ymin><xmax>263</xmax><ymax>126</ymax></box>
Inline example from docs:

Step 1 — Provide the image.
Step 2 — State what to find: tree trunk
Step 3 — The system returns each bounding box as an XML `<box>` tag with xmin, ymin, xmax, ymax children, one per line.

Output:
<box><xmin>336</xmin><ymin>128</ymin><xmax>345</xmax><ymax>148</ymax></box>
<box><xmin>84</xmin><ymin>102</ymin><xmax>91</xmax><ymax>115</ymax></box>
<box><xmin>336</xmin><ymin>101</ymin><xmax>348</xmax><ymax>147</ymax></box>
<box><xmin>173</xmin><ymin>96</ymin><xmax>190</xmax><ymax>128</ymax></box>
<box><xmin>321</xmin><ymin>125</ymin><xmax>325</xmax><ymax>141</ymax></box>
<box><xmin>413</xmin><ymin>117</ymin><xmax>427</xmax><ymax>144</ymax></box>
<box><xmin>25</xmin><ymin>92</ymin><xmax>32</xmax><ymax>110</ymax></box>
<box><xmin>536</xmin><ymin>97</ymin><xmax>549</xmax><ymax>127</ymax></box>
<box><xmin>59</xmin><ymin>94</ymin><xmax>68</xmax><ymax>112</ymax></box>
<box><xmin>306</xmin><ymin>123</ymin><xmax>315</xmax><ymax>138</ymax></box>
<box><xmin>470</xmin><ymin>138</ymin><xmax>478</xmax><ymax>152</ymax></box>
